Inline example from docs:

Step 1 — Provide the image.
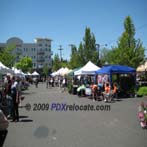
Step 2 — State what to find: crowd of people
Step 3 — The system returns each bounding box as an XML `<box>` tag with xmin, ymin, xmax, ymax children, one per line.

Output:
<box><xmin>0</xmin><ymin>73</ymin><xmax>119</xmax><ymax>125</ymax></box>
<box><xmin>46</xmin><ymin>74</ymin><xmax>119</xmax><ymax>103</ymax></box>
<box><xmin>0</xmin><ymin>75</ymin><xmax>29</xmax><ymax>122</ymax></box>
<box><xmin>73</xmin><ymin>75</ymin><xmax>118</xmax><ymax>103</ymax></box>
<box><xmin>90</xmin><ymin>81</ymin><xmax>118</xmax><ymax>102</ymax></box>
<box><xmin>45</xmin><ymin>76</ymin><xmax>68</xmax><ymax>90</ymax></box>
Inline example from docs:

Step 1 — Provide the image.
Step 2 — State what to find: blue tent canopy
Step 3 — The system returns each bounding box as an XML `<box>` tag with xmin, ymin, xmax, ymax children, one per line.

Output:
<box><xmin>96</xmin><ymin>65</ymin><xmax>136</xmax><ymax>75</ymax></box>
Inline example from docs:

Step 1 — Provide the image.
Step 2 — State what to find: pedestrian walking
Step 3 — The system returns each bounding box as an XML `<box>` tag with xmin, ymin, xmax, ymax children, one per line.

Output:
<box><xmin>5</xmin><ymin>75</ymin><xmax>13</xmax><ymax>118</ymax></box>
<box><xmin>35</xmin><ymin>77</ymin><xmax>39</xmax><ymax>88</ymax></box>
<box><xmin>11</xmin><ymin>77</ymin><xmax>20</xmax><ymax>122</ymax></box>
<box><xmin>46</xmin><ymin>77</ymin><xmax>50</xmax><ymax>88</ymax></box>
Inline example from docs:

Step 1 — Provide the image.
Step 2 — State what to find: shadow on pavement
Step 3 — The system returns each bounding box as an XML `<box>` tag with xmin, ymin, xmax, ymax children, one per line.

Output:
<box><xmin>19</xmin><ymin>115</ymin><xmax>29</xmax><ymax>119</ymax></box>
<box><xmin>20</xmin><ymin>119</ymin><xmax>33</xmax><ymax>122</ymax></box>
<box><xmin>8</xmin><ymin>116</ymin><xmax>33</xmax><ymax>123</ymax></box>
<box><xmin>0</xmin><ymin>130</ymin><xmax>8</xmax><ymax>147</ymax></box>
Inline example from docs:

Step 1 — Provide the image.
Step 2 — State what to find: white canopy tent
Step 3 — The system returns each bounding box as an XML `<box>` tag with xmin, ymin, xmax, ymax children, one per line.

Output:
<box><xmin>61</xmin><ymin>67</ymin><xmax>70</xmax><ymax>76</ymax></box>
<box><xmin>0</xmin><ymin>61</ymin><xmax>13</xmax><ymax>74</ymax></box>
<box><xmin>32</xmin><ymin>71</ymin><xmax>40</xmax><ymax>76</ymax></box>
<box><xmin>12</xmin><ymin>67</ymin><xmax>25</xmax><ymax>77</ymax></box>
<box><xmin>51</xmin><ymin>71</ymin><xmax>57</xmax><ymax>77</ymax></box>
<box><xmin>137</xmin><ymin>61</ymin><xmax>147</xmax><ymax>72</ymax></box>
<box><xmin>51</xmin><ymin>67</ymin><xmax>71</xmax><ymax>76</ymax></box>
<box><xmin>27</xmin><ymin>72</ymin><xmax>32</xmax><ymax>76</ymax></box>
<box><xmin>55</xmin><ymin>67</ymin><xmax>65</xmax><ymax>76</ymax></box>
<box><xmin>74</xmin><ymin>61</ymin><xmax>100</xmax><ymax>75</ymax></box>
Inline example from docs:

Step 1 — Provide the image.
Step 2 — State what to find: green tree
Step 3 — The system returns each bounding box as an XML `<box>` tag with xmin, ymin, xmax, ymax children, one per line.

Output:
<box><xmin>69</xmin><ymin>45</ymin><xmax>80</xmax><ymax>69</ymax></box>
<box><xmin>52</xmin><ymin>54</ymin><xmax>61</xmax><ymax>71</ymax></box>
<box><xmin>15</xmin><ymin>57</ymin><xmax>33</xmax><ymax>72</ymax></box>
<box><xmin>68</xmin><ymin>27</ymin><xmax>98</xmax><ymax>68</ymax></box>
<box><xmin>78</xmin><ymin>42</ymin><xmax>85</xmax><ymax>67</ymax></box>
<box><xmin>0</xmin><ymin>45</ymin><xmax>16</xmax><ymax>68</ymax></box>
<box><xmin>43</xmin><ymin>63</ymin><xmax>49</xmax><ymax>76</ymax></box>
<box><xmin>60</xmin><ymin>59</ymin><xmax>69</xmax><ymax>68</ymax></box>
<box><xmin>82</xmin><ymin>27</ymin><xmax>97</xmax><ymax>65</ymax></box>
<box><xmin>108</xmin><ymin>16</ymin><xmax>145</xmax><ymax>68</ymax></box>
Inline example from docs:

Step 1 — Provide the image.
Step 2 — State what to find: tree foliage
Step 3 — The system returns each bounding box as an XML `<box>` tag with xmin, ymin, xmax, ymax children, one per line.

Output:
<box><xmin>15</xmin><ymin>56</ymin><xmax>33</xmax><ymax>72</ymax></box>
<box><xmin>52</xmin><ymin>54</ymin><xmax>61</xmax><ymax>71</ymax></box>
<box><xmin>69</xmin><ymin>27</ymin><xmax>98</xmax><ymax>69</ymax></box>
<box><xmin>0</xmin><ymin>45</ymin><xmax>16</xmax><ymax>68</ymax></box>
<box><xmin>106</xmin><ymin>16</ymin><xmax>145</xmax><ymax>68</ymax></box>
<box><xmin>82</xmin><ymin>27</ymin><xmax>97</xmax><ymax>65</ymax></box>
<box><xmin>43</xmin><ymin>63</ymin><xmax>49</xmax><ymax>76</ymax></box>
<box><xmin>60</xmin><ymin>60</ymin><xmax>69</xmax><ymax>68</ymax></box>
<box><xmin>69</xmin><ymin>45</ymin><xmax>81</xmax><ymax>69</ymax></box>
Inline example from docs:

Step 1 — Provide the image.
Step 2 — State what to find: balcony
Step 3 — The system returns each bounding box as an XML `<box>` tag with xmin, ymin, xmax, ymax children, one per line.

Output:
<box><xmin>37</xmin><ymin>58</ymin><xmax>45</xmax><ymax>62</ymax></box>
<box><xmin>37</xmin><ymin>51</ymin><xmax>45</xmax><ymax>55</ymax></box>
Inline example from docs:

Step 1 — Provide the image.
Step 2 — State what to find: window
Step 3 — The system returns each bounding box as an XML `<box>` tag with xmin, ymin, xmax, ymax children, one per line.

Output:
<box><xmin>39</xmin><ymin>44</ymin><xmax>42</xmax><ymax>47</ymax></box>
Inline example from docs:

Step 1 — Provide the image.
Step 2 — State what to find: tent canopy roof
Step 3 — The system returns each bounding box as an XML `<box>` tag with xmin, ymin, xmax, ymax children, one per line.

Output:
<box><xmin>96</xmin><ymin>65</ymin><xmax>136</xmax><ymax>74</ymax></box>
<box><xmin>136</xmin><ymin>61</ymin><xmax>147</xmax><ymax>72</ymax></box>
<box><xmin>32</xmin><ymin>71</ymin><xmax>39</xmax><ymax>76</ymax></box>
<box><xmin>74</xmin><ymin>61</ymin><xmax>100</xmax><ymax>75</ymax></box>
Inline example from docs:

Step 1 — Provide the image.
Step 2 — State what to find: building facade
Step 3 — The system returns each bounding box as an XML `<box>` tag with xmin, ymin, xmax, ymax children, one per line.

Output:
<box><xmin>0</xmin><ymin>37</ymin><xmax>53</xmax><ymax>71</ymax></box>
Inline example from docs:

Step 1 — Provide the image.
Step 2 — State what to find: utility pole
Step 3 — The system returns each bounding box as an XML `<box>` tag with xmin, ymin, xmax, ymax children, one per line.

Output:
<box><xmin>58</xmin><ymin>45</ymin><xmax>63</xmax><ymax>61</ymax></box>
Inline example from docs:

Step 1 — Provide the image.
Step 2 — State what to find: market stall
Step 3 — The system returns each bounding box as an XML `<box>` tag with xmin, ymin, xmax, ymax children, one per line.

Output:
<box><xmin>74</xmin><ymin>61</ymin><xmax>100</xmax><ymax>75</ymax></box>
<box><xmin>96</xmin><ymin>65</ymin><xmax>136</xmax><ymax>97</ymax></box>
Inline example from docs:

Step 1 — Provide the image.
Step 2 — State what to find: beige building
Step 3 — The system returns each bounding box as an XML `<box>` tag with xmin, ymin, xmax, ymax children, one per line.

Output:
<box><xmin>0</xmin><ymin>37</ymin><xmax>53</xmax><ymax>71</ymax></box>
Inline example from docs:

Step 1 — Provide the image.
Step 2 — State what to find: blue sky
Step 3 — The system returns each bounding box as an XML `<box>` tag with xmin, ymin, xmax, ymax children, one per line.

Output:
<box><xmin>0</xmin><ymin>0</ymin><xmax>146</xmax><ymax>60</ymax></box>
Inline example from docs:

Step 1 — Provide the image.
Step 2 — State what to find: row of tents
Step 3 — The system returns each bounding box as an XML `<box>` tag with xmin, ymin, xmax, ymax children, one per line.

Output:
<box><xmin>51</xmin><ymin>61</ymin><xmax>136</xmax><ymax>85</ymax></box>
<box><xmin>1</xmin><ymin>60</ymin><xmax>146</xmax><ymax>78</ymax></box>
<box><xmin>0</xmin><ymin>61</ymin><xmax>39</xmax><ymax>76</ymax></box>
<box><xmin>51</xmin><ymin>61</ymin><xmax>101</xmax><ymax>77</ymax></box>
<box><xmin>52</xmin><ymin>61</ymin><xmax>136</xmax><ymax>77</ymax></box>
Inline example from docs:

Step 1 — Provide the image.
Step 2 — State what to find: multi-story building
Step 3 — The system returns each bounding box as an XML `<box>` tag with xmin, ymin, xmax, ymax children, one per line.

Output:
<box><xmin>0</xmin><ymin>37</ymin><xmax>53</xmax><ymax>72</ymax></box>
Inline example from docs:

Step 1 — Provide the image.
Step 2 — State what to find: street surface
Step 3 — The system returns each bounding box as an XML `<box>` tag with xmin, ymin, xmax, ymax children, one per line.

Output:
<box><xmin>2</xmin><ymin>83</ymin><xmax>147</xmax><ymax>147</ymax></box>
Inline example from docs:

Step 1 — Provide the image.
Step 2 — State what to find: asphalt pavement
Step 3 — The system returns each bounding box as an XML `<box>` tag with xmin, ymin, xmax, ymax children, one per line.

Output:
<box><xmin>2</xmin><ymin>83</ymin><xmax>147</xmax><ymax>147</ymax></box>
